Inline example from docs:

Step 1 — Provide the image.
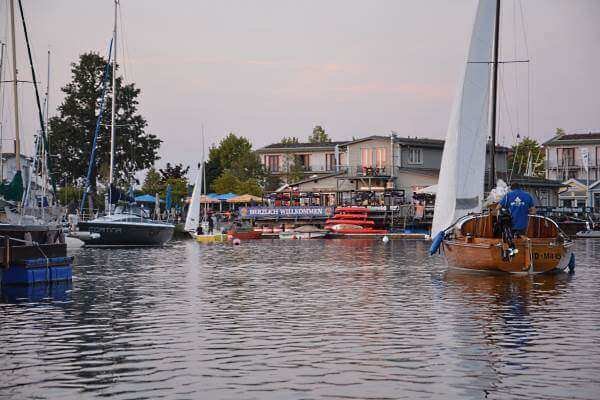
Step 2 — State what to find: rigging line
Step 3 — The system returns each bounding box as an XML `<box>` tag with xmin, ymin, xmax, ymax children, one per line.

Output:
<box><xmin>117</xmin><ymin>2</ymin><xmax>126</xmax><ymax>82</ymax></box>
<box><xmin>499</xmin><ymin>70</ymin><xmax>516</xmax><ymax>148</ymax></box>
<box><xmin>518</xmin><ymin>0</ymin><xmax>532</xmax><ymax>139</ymax></box>
<box><xmin>512</xmin><ymin>0</ymin><xmax>520</xmax><ymax>138</ymax></box>
<box><xmin>16</xmin><ymin>0</ymin><xmax>46</xmax><ymax>191</ymax></box>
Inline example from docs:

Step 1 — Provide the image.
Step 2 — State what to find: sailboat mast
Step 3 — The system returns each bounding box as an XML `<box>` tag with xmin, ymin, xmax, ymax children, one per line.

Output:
<box><xmin>43</xmin><ymin>49</ymin><xmax>50</xmax><ymax>206</ymax></box>
<box><xmin>489</xmin><ymin>0</ymin><xmax>501</xmax><ymax>190</ymax></box>
<box><xmin>109</xmin><ymin>0</ymin><xmax>118</xmax><ymax>213</ymax></box>
<box><xmin>9</xmin><ymin>0</ymin><xmax>21</xmax><ymax>172</ymax></box>
<box><xmin>0</xmin><ymin>42</ymin><xmax>5</xmax><ymax>181</ymax></box>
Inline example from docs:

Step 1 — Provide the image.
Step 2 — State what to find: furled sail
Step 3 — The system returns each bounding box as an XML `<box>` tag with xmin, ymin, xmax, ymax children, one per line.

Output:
<box><xmin>184</xmin><ymin>165</ymin><xmax>203</xmax><ymax>232</ymax></box>
<box><xmin>431</xmin><ymin>0</ymin><xmax>497</xmax><ymax>235</ymax></box>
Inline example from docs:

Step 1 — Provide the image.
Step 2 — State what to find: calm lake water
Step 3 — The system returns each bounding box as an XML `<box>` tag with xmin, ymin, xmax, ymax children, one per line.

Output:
<box><xmin>1</xmin><ymin>239</ymin><xmax>599</xmax><ymax>399</ymax></box>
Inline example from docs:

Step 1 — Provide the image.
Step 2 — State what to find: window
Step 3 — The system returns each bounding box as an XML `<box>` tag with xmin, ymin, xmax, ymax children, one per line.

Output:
<box><xmin>296</xmin><ymin>154</ymin><xmax>310</xmax><ymax>171</ymax></box>
<box><xmin>558</xmin><ymin>147</ymin><xmax>575</xmax><ymax>166</ymax></box>
<box><xmin>265</xmin><ymin>155</ymin><xmax>280</xmax><ymax>172</ymax></box>
<box><xmin>408</xmin><ymin>148</ymin><xmax>423</xmax><ymax>165</ymax></box>
<box><xmin>326</xmin><ymin>153</ymin><xmax>336</xmax><ymax>171</ymax></box>
<box><xmin>361</xmin><ymin>148</ymin><xmax>371</xmax><ymax>167</ymax></box>
<box><xmin>374</xmin><ymin>148</ymin><xmax>386</xmax><ymax>168</ymax></box>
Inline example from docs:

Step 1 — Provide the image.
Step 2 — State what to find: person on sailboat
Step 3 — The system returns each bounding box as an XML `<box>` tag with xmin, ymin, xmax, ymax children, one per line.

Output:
<box><xmin>207</xmin><ymin>214</ymin><xmax>214</xmax><ymax>235</ymax></box>
<box><xmin>499</xmin><ymin>182</ymin><xmax>535</xmax><ymax>236</ymax></box>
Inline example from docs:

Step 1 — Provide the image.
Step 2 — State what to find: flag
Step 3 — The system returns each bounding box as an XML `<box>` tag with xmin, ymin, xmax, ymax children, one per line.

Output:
<box><xmin>580</xmin><ymin>148</ymin><xmax>590</xmax><ymax>172</ymax></box>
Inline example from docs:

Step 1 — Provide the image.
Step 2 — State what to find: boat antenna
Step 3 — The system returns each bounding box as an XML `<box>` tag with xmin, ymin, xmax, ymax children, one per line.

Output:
<box><xmin>108</xmin><ymin>0</ymin><xmax>119</xmax><ymax>214</ymax></box>
<box><xmin>489</xmin><ymin>0</ymin><xmax>501</xmax><ymax>190</ymax></box>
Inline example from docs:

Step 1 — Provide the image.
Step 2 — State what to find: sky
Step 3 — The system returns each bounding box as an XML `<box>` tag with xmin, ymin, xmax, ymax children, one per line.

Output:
<box><xmin>1</xmin><ymin>0</ymin><xmax>599</xmax><ymax>174</ymax></box>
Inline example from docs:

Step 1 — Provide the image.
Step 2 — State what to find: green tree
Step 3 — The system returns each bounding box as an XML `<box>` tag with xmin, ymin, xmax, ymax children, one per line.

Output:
<box><xmin>280</xmin><ymin>136</ymin><xmax>299</xmax><ymax>145</ymax></box>
<box><xmin>283</xmin><ymin>155</ymin><xmax>305</xmax><ymax>184</ymax></box>
<box><xmin>159</xmin><ymin>163</ymin><xmax>189</xmax><ymax>181</ymax></box>
<box><xmin>161</xmin><ymin>177</ymin><xmax>188</xmax><ymax>207</ymax></box>
<box><xmin>264</xmin><ymin>174</ymin><xmax>283</xmax><ymax>192</ymax></box>
<box><xmin>212</xmin><ymin>171</ymin><xmax>262</xmax><ymax>196</ymax></box>
<box><xmin>212</xmin><ymin>170</ymin><xmax>239</xmax><ymax>194</ymax></box>
<box><xmin>508</xmin><ymin>137</ymin><xmax>545</xmax><ymax>177</ymax></box>
<box><xmin>48</xmin><ymin>52</ymin><xmax>161</xmax><ymax>188</ymax></box>
<box><xmin>142</xmin><ymin>167</ymin><xmax>162</xmax><ymax>194</ymax></box>
<box><xmin>207</xmin><ymin>133</ymin><xmax>265</xmax><ymax>191</ymax></box>
<box><xmin>308</xmin><ymin>125</ymin><xmax>331</xmax><ymax>143</ymax></box>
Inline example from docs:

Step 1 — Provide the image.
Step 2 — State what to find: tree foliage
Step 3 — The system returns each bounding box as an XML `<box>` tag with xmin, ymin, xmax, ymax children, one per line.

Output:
<box><xmin>280</xmin><ymin>136</ymin><xmax>299</xmax><ymax>145</ymax></box>
<box><xmin>207</xmin><ymin>133</ymin><xmax>265</xmax><ymax>193</ymax></box>
<box><xmin>283</xmin><ymin>155</ymin><xmax>305</xmax><ymax>184</ymax></box>
<box><xmin>508</xmin><ymin>137</ymin><xmax>545</xmax><ymax>177</ymax></box>
<box><xmin>142</xmin><ymin>164</ymin><xmax>189</xmax><ymax>207</ymax></box>
<box><xmin>159</xmin><ymin>163</ymin><xmax>189</xmax><ymax>181</ymax></box>
<box><xmin>48</xmin><ymin>52</ymin><xmax>161</xmax><ymax>188</ymax></box>
<box><xmin>212</xmin><ymin>171</ymin><xmax>262</xmax><ymax>196</ymax></box>
<box><xmin>142</xmin><ymin>167</ymin><xmax>162</xmax><ymax>194</ymax></box>
<box><xmin>308</xmin><ymin>125</ymin><xmax>331</xmax><ymax>143</ymax></box>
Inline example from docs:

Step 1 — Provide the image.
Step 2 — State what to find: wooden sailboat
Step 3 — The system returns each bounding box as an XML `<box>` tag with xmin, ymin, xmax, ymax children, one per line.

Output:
<box><xmin>430</xmin><ymin>0</ymin><xmax>574</xmax><ymax>274</ymax></box>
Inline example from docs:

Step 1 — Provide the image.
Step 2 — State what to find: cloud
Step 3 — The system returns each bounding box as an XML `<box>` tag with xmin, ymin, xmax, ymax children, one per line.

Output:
<box><xmin>332</xmin><ymin>82</ymin><xmax>452</xmax><ymax>99</ymax></box>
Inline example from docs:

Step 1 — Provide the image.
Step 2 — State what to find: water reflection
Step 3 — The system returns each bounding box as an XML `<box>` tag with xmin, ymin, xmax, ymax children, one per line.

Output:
<box><xmin>0</xmin><ymin>239</ymin><xmax>597</xmax><ymax>400</ymax></box>
<box><xmin>0</xmin><ymin>281</ymin><xmax>72</xmax><ymax>304</ymax></box>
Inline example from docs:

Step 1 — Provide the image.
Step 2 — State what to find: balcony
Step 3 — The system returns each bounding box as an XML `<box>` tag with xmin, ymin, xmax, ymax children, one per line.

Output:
<box><xmin>337</xmin><ymin>165</ymin><xmax>390</xmax><ymax>177</ymax></box>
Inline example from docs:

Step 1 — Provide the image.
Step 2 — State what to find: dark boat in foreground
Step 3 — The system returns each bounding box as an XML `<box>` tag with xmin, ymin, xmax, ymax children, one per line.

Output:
<box><xmin>74</xmin><ymin>205</ymin><xmax>174</xmax><ymax>247</ymax></box>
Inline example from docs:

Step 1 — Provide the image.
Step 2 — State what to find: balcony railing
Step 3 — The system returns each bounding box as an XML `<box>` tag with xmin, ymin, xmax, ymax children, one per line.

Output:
<box><xmin>337</xmin><ymin>165</ymin><xmax>390</xmax><ymax>177</ymax></box>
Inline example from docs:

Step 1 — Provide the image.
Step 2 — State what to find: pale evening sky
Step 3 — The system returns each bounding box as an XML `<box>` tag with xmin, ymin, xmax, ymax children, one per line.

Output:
<box><xmin>1</xmin><ymin>0</ymin><xmax>599</xmax><ymax>173</ymax></box>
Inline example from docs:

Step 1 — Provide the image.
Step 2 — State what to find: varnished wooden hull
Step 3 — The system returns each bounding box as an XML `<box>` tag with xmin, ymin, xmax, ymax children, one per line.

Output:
<box><xmin>227</xmin><ymin>230</ymin><xmax>263</xmax><ymax>240</ymax></box>
<box><xmin>442</xmin><ymin>237</ymin><xmax>573</xmax><ymax>274</ymax></box>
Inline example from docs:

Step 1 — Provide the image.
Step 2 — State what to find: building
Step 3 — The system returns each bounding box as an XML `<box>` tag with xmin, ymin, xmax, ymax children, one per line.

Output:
<box><xmin>264</xmin><ymin>135</ymin><xmax>536</xmax><ymax>205</ymax></box>
<box><xmin>255</xmin><ymin>141</ymin><xmax>347</xmax><ymax>181</ymax></box>
<box><xmin>544</xmin><ymin>132</ymin><xmax>600</xmax><ymax>182</ymax></box>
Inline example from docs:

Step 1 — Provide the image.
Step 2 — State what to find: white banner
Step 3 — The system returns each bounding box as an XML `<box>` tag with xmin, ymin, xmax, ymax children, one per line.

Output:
<box><xmin>580</xmin><ymin>148</ymin><xmax>590</xmax><ymax>172</ymax></box>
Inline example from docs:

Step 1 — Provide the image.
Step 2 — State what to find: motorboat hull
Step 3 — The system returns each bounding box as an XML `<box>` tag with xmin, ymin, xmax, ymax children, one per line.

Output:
<box><xmin>76</xmin><ymin>221</ymin><xmax>174</xmax><ymax>247</ymax></box>
<box><xmin>279</xmin><ymin>231</ymin><xmax>327</xmax><ymax>239</ymax></box>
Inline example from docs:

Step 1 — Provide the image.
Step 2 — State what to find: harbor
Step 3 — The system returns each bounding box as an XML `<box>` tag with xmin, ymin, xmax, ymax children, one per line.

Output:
<box><xmin>1</xmin><ymin>0</ymin><xmax>600</xmax><ymax>399</ymax></box>
<box><xmin>1</xmin><ymin>239</ymin><xmax>600</xmax><ymax>399</ymax></box>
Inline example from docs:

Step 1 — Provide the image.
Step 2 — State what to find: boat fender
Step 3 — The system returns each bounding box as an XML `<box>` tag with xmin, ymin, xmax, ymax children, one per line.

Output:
<box><xmin>233</xmin><ymin>238</ymin><xmax>241</xmax><ymax>246</ymax></box>
<box><xmin>568</xmin><ymin>253</ymin><xmax>575</xmax><ymax>274</ymax></box>
<box><xmin>429</xmin><ymin>231</ymin><xmax>445</xmax><ymax>255</ymax></box>
<box><xmin>382</xmin><ymin>235</ymin><xmax>389</xmax><ymax>243</ymax></box>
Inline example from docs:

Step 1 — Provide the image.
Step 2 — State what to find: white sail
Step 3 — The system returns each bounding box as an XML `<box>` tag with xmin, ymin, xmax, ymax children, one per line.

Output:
<box><xmin>431</xmin><ymin>0</ymin><xmax>498</xmax><ymax>235</ymax></box>
<box><xmin>184</xmin><ymin>164</ymin><xmax>203</xmax><ymax>232</ymax></box>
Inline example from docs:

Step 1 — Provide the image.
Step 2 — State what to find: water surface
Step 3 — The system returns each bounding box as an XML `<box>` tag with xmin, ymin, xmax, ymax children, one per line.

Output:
<box><xmin>1</xmin><ymin>239</ymin><xmax>599</xmax><ymax>399</ymax></box>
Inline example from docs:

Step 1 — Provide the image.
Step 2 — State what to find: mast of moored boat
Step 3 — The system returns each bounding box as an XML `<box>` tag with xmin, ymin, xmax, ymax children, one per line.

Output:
<box><xmin>488</xmin><ymin>0</ymin><xmax>501</xmax><ymax>190</ymax></box>
<box><xmin>108</xmin><ymin>0</ymin><xmax>118</xmax><ymax>215</ymax></box>
<box><xmin>9</xmin><ymin>0</ymin><xmax>21</xmax><ymax>174</ymax></box>
<box><xmin>0</xmin><ymin>41</ymin><xmax>5</xmax><ymax>181</ymax></box>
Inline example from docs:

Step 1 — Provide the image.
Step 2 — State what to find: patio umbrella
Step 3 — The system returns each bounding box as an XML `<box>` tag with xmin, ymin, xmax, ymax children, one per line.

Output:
<box><xmin>200</xmin><ymin>195</ymin><xmax>219</xmax><ymax>204</ymax></box>
<box><xmin>227</xmin><ymin>194</ymin><xmax>264</xmax><ymax>204</ymax></box>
